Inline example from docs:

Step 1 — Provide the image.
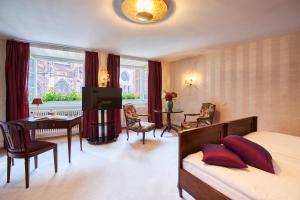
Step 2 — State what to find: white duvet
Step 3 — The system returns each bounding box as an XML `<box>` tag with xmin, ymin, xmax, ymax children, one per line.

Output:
<box><xmin>183</xmin><ymin>131</ymin><xmax>300</xmax><ymax>200</ymax></box>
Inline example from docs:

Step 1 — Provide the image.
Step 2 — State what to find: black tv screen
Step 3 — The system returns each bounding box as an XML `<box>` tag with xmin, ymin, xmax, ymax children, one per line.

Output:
<box><xmin>82</xmin><ymin>87</ymin><xmax>122</xmax><ymax>111</ymax></box>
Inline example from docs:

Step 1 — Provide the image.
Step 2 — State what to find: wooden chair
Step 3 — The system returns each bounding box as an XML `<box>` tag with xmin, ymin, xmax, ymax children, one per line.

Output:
<box><xmin>0</xmin><ymin>121</ymin><xmax>57</xmax><ymax>188</ymax></box>
<box><xmin>123</xmin><ymin>103</ymin><xmax>156</xmax><ymax>144</ymax></box>
<box><xmin>181</xmin><ymin>103</ymin><xmax>216</xmax><ymax>130</ymax></box>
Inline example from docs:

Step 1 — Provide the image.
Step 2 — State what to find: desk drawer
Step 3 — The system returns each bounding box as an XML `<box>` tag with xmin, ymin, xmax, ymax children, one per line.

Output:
<box><xmin>31</xmin><ymin>122</ymin><xmax>68</xmax><ymax>129</ymax></box>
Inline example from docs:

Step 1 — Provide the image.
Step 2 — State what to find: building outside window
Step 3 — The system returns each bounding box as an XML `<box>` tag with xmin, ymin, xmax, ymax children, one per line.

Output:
<box><xmin>28</xmin><ymin>47</ymin><xmax>84</xmax><ymax>113</ymax></box>
<box><xmin>120</xmin><ymin>58</ymin><xmax>148</xmax><ymax>104</ymax></box>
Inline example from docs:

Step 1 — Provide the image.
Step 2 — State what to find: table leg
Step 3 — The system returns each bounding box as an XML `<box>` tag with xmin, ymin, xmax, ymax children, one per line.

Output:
<box><xmin>167</xmin><ymin>113</ymin><xmax>171</xmax><ymax>132</ymax></box>
<box><xmin>79</xmin><ymin>123</ymin><xmax>82</xmax><ymax>151</ymax></box>
<box><xmin>161</xmin><ymin>113</ymin><xmax>171</xmax><ymax>137</ymax></box>
<box><xmin>160</xmin><ymin>126</ymin><xmax>168</xmax><ymax>137</ymax></box>
<box><xmin>170</xmin><ymin>125</ymin><xmax>179</xmax><ymax>134</ymax></box>
<box><xmin>31</xmin><ymin>129</ymin><xmax>36</xmax><ymax>141</ymax></box>
<box><xmin>67</xmin><ymin>127</ymin><xmax>72</xmax><ymax>163</ymax></box>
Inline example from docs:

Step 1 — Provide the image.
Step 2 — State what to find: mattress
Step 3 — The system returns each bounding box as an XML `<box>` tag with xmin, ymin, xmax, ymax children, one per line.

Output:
<box><xmin>183</xmin><ymin>131</ymin><xmax>300</xmax><ymax>200</ymax></box>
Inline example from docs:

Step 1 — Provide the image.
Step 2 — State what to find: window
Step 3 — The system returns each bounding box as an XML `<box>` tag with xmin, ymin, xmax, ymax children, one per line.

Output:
<box><xmin>28</xmin><ymin>47</ymin><xmax>84</xmax><ymax>108</ymax></box>
<box><xmin>120</xmin><ymin>58</ymin><xmax>148</xmax><ymax>103</ymax></box>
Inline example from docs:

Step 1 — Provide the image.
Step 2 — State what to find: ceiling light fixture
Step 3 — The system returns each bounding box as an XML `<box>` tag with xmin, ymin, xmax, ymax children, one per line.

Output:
<box><xmin>121</xmin><ymin>0</ymin><xmax>168</xmax><ymax>23</ymax></box>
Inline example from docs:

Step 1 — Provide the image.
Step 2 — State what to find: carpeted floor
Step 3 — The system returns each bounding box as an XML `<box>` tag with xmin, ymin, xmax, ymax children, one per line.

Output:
<box><xmin>0</xmin><ymin>130</ymin><xmax>192</xmax><ymax>200</ymax></box>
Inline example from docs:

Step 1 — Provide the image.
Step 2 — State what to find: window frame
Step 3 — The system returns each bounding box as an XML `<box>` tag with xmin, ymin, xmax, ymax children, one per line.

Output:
<box><xmin>120</xmin><ymin>60</ymin><xmax>148</xmax><ymax>105</ymax></box>
<box><xmin>28</xmin><ymin>53</ymin><xmax>84</xmax><ymax>110</ymax></box>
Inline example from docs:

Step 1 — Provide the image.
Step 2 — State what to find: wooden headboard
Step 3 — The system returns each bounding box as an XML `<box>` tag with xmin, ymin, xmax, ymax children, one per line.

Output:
<box><xmin>226</xmin><ymin>116</ymin><xmax>257</xmax><ymax>136</ymax></box>
<box><xmin>178</xmin><ymin>116</ymin><xmax>258</xmax><ymax>167</ymax></box>
<box><xmin>178</xmin><ymin>116</ymin><xmax>258</xmax><ymax>200</ymax></box>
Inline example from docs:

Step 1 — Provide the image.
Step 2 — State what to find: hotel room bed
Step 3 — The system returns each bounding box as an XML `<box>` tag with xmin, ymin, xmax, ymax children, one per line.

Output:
<box><xmin>178</xmin><ymin>116</ymin><xmax>300</xmax><ymax>200</ymax></box>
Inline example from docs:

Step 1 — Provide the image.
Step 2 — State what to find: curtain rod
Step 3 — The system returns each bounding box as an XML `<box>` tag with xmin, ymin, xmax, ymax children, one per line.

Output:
<box><xmin>15</xmin><ymin>38</ymin><xmax>153</xmax><ymax>62</ymax></box>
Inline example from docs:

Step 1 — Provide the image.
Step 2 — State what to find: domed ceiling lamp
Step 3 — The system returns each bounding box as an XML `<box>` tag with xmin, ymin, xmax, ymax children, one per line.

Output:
<box><xmin>121</xmin><ymin>0</ymin><xmax>168</xmax><ymax>23</ymax></box>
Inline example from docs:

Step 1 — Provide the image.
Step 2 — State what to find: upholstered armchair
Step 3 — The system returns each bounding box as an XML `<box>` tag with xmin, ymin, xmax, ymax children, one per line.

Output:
<box><xmin>123</xmin><ymin>103</ymin><xmax>156</xmax><ymax>144</ymax></box>
<box><xmin>181</xmin><ymin>103</ymin><xmax>216</xmax><ymax>130</ymax></box>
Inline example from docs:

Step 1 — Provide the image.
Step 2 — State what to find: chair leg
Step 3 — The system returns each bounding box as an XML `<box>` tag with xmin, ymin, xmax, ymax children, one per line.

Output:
<box><xmin>153</xmin><ymin>129</ymin><xmax>156</xmax><ymax>138</ymax></box>
<box><xmin>25</xmin><ymin>158</ymin><xmax>30</xmax><ymax>188</ymax></box>
<box><xmin>34</xmin><ymin>156</ymin><xmax>38</xmax><ymax>169</ymax></box>
<box><xmin>126</xmin><ymin>129</ymin><xmax>129</xmax><ymax>141</ymax></box>
<box><xmin>142</xmin><ymin>132</ymin><xmax>145</xmax><ymax>144</ymax></box>
<box><xmin>80</xmin><ymin>133</ymin><xmax>83</xmax><ymax>151</ymax></box>
<box><xmin>12</xmin><ymin>158</ymin><xmax>14</xmax><ymax>166</ymax></box>
<box><xmin>53</xmin><ymin>146</ymin><xmax>58</xmax><ymax>173</ymax></box>
<box><xmin>137</xmin><ymin>132</ymin><xmax>139</xmax><ymax>136</ymax></box>
<box><xmin>7</xmin><ymin>156</ymin><xmax>11</xmax><ymax>183</ymax></box>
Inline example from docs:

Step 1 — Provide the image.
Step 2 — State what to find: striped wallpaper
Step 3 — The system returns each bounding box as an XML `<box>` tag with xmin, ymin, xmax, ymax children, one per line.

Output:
<box><xmin>169</xmin><ymin>32</ymin><xmax>300</xmax><ymax>136</ymax></box>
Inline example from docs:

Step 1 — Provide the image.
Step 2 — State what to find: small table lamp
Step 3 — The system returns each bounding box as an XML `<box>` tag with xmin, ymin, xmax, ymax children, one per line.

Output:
<box><xmin>32</xmin><ymin>98</ymin><xmax>43</xmax><ymax>116</ymax></box>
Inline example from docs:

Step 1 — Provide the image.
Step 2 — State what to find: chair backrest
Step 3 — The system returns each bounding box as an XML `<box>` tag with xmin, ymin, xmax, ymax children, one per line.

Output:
<box><xmin>123</xmin><ymin>103</ymin><xmax>138</xmax><ymax>126</ymax></box>
<box><xmin>0</xmin><ymin>121</ymin><xmax>28</xmax><ymax>154</ymax></box>
<box><xmin>123</xmin><ymin>103</ymin><xmax>138</xmax><ymax>118</ymax></box>
<box><xmin>200</xmin><ymin>103</ymin><xmax>216</xmax><ymax>123</ymax></box>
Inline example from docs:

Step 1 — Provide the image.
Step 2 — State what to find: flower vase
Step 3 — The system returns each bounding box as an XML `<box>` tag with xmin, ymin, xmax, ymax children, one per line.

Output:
<box><xmin>166</xmin><ymin>100</ymin><xmax>173</xmax><ymax>112</ymax></box>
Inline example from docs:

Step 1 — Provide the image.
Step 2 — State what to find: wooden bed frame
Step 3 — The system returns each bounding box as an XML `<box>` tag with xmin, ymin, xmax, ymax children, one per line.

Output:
<box><xmin>178</xmin><ymin>116</ymin><xmax>258</xmax><ymax>200</ymax></box>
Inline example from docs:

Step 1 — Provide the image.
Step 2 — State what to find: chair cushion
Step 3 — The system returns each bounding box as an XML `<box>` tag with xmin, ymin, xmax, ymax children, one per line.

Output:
<box><xmin>181</xmin><ymin>121</ymin><xmax>198</xmax><ymax>129</ymax></box>
<box><xmin>28</xmin><ymin>141</ymin><xmax>56</xmax><ymax>152</ymax></box>
<box><xmin>130</xmin><ymin>121</ymin><xmax>155</xmax><ymax>132</ymax></box>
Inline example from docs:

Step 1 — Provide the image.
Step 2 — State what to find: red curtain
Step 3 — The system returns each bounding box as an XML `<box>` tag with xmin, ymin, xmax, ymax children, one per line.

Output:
<box><xmin>82</xmin><ymin>51</ymin><xmax>99</xmax><ymax>138</ymax></box>
<box><xmin>148</xmin><ymin>60</ymin><xmax>163</xmax><ymax>128</ymax></box>
<box><xmin>107</xmin><ymin>54</ymin><xmax>121</xmax><ymax>138</ymax></box>
<box><xmin>5</xmin><ymin>40</ymin><xmax>30</xmax><ymax>121</ymax></box>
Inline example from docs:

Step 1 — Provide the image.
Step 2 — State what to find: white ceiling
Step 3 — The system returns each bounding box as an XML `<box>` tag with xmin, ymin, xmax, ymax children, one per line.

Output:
<box><xmin>0</xmin><ymin>0</ymin><xmax>300</xmax><ymax>61</ymax></box>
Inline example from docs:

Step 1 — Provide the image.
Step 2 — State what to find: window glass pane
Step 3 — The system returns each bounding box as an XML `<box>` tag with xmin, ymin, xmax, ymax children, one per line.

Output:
<box><xmin>120</xmin><ymin>58</ymin><xmax>148</xmax><ymax>103</ymax></box>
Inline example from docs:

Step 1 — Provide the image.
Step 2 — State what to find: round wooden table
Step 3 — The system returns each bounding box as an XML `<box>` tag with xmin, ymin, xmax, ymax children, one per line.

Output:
<box><xmin>154</xmin><ymin>109</ymin><xmax>184</xmax><ymax>137</ymax></box>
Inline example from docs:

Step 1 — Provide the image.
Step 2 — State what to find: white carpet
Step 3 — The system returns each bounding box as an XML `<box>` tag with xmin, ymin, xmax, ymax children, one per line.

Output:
<box><xmin>0</xmin><ymin>130</ymin><xmax>192</xmax><ymax>200</ymax></box>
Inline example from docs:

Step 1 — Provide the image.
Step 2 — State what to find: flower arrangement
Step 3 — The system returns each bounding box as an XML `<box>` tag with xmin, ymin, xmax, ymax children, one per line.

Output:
<box><xmin>162</xmin><ymin>91</ymin><xmax>177</xmax><ymax>112</ymax></box>
<box><xmin>162</xmin><ymin>91</ymin><xmax>178</xmax><ymax>101</ymax></box>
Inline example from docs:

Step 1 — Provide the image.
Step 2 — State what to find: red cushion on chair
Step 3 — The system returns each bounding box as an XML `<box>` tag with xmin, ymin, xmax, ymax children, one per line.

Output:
<box><xmin>222</xmin><ymin>135</ymin><xmax>275</xmax><ymax>174</ymax></box>
<box><xmin>28</xmin><ymin>141</ymin><xmax>56</xmax><ymax>152</ymax></box>
<box><xmin>202</xmin><ymin>144</ymin><xmax>247</xmax><ymax>168</ymax></box>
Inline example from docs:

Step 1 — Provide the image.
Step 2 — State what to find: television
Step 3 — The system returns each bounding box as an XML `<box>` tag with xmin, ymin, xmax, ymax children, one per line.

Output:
<box><xmin>82</xmin><ymin>87</ymin><xmax>122</xmax><ymax>111</ymax></box>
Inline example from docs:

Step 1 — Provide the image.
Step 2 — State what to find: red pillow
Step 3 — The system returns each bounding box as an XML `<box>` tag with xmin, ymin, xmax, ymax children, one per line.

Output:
<box><xmin>202</xmin><ymin>144</ymin><xmax>247</xmax><ymax>168</ymax></box>
<box><xmin>222</xmin><ymin>135</ymin><xmax>275</xmax><ymax>174</ymax></box>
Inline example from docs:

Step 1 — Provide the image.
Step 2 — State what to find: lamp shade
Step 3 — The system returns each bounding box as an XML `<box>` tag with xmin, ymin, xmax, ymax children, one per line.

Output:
<box><xmin>121</xmin><ymin>0</ymin><xmax>168</xmax><ymax>23</ymax></box>
<box><xmin>32</xmin><ymin>98</ymin><xmax>43</xmax><ymax>105</ymax></box>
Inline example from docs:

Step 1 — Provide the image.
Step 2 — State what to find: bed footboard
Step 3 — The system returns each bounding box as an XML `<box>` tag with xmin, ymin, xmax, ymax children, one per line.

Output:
<box><xmin>178</xmin><ymin>123</ymin><xmax>227</xmax><ymax>199</ymax></box>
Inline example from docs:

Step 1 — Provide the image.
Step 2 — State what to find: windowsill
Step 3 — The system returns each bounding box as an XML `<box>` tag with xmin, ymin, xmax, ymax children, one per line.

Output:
<box><xmin>29</xmin><ymin>100</ymin><xmax>148</xmax><ymax>110</ymax></box>
<box><xmin>29</xmin><ymin>101</ymin><xmax>81</xmax><ymax>110</ymax></box>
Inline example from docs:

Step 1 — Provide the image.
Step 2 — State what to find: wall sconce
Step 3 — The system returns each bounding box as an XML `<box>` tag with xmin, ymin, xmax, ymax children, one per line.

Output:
<box><xmin>98</xmin><ymin>68</ymin><xmax>110</xmax><ymax>87</ymax></box>
<box><xmin>185</xmin><ymin>78</ymin><xmax>193</xmax><ymax>87</ymax></box>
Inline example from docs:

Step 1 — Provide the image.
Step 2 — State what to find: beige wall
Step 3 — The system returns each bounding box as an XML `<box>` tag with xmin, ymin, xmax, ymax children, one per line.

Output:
<box><xmin>0</xmin><ymin>39</ymin><xmax>6</xmax><ymax>146</ymax></box>
<box><xmin>162</xmin><ymin>61</ymin><xmax>171</xmax><ymax>92</ymax></box>
<box><xmin>169</xmin><ymin>32</ymin><xmax>300</xmax><ymax>136</ymax></box>
<box><xmin>98</xmin><ymin>51</ymin><xmax>108</xmax><ymax>70</ymax></box>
